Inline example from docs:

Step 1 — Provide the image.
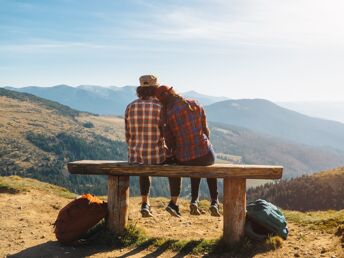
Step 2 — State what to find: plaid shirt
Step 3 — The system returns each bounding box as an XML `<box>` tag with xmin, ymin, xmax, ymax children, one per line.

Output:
<box><xmin>164</xmin><ymin>99</ymin><xmax>212</xmax><ymax>162</ymax></box>
<box><xmin>125</xmin><ymin>97</ymin><xmax>167</xmax><ymax>164</ymax></box>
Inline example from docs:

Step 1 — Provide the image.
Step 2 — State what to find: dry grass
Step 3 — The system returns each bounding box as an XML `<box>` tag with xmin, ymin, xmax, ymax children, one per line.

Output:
<box><xmin>1</xmin><ymin>175</ymin><xmax>343</xmax><ymax>257</ymax></box>
<box><xmin>285</xmin><ymin>209</ymin><xmax>344</xmax><ymax>233</ymax></box>
<box><xmin>0</xmin><ymin>176</ymin><xmax>76</xmax><ymax>199</ymax></box>
<box><xmin>263</xmin><ymin>236</ymin><xmax>284</xmax><ymax>250</ymax></box>
<box><xmin>75</xmin><ymin>114</ymin><xmax>125</xmax><ymax>141</ymax></box>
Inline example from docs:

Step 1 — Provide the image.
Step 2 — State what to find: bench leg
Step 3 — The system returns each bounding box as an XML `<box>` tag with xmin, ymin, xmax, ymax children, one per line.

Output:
<box><xmin>223</xmin><ymin>178</ymin><xmax>246</xmax><ymax>245</ymax></box>
<box><xmin>107</xmin><ymin>175</ymin><xmax>129</xmax><ymax>234</ymax></box>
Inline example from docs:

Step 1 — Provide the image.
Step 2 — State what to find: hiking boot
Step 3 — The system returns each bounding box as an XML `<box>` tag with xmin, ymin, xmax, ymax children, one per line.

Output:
<box><xmin>190</xmin><ymin>201</ymin><xmax>205</xmax><ymax>215</ymax></box>
<box><xmin>141</xmin><ymin>203</ymin><xmax>153</xmax><ymax>218</ymax></box>
<box><xmin>166</xmin><ymin>201</ymin><xmax>181</xmax><ymax>217</ymax></box>
<box><xmin>209</xmin><ymin>201</ymin><xmax>221</xmax><ymax>217</ymax></box>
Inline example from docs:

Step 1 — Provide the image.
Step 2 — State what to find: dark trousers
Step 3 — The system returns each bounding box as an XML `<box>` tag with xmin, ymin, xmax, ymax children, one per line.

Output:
<box><xmin>140</xmin><ymin>176</ymin><xmax>181</xmax><ymax>197</ymax></box>
<box><xmin>175</xmin><ymin>148</ymin><xmax>218</xmax><ymax>202</ymax></box>
<box><xmin>140</xmin><ymin>176</ymin><xmax>151</xmax><ymax>196</ymax></box>
<box><xmin>141</xmin><ymin>149</ymin><xmax>218</xmax><ymax>201</ymax></box>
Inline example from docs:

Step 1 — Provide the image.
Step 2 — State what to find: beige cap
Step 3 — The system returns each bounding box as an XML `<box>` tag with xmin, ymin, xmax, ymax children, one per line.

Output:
<box><xmin>139</xmin><ymin>75</ymin><xmax>159</xmax><ymax>87</ymax></box>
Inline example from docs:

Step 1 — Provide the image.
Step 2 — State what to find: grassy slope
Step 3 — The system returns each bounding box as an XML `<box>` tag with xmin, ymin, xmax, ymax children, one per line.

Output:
<box><xmin>0</xmin><ymin>175</ymin><xmax>76</xmax><ymax>199</ymax></box>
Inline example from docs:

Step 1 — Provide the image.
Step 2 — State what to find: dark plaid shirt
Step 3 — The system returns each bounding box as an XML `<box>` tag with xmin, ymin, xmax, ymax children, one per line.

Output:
<box><xmin>125</xmin><ymin>97</ymin><xmax>167</xmax><ymax>164</ymax></box>
<box><xmin>164</xmin><ymin>99</ymin><xmax>212</xmax><ymax>162</ymax></box>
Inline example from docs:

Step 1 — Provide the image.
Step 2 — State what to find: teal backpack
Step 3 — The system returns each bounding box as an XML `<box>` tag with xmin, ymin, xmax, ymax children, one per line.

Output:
<box><xmin>245</xmin><ymin>199</ymin><xmax>288</xmax><ymax>241</ymax></box>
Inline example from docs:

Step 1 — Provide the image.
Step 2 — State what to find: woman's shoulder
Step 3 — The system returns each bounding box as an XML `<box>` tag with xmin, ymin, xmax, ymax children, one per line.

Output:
<box><xmin>166</xmin><ymin>99</ymin><xmax>201</xmax><ymax>116</ymax></box>
<box><xmin>186</xmin><ymin>98</ymin><xmax>200</xmax><ymax>106</ymax></box>
<box><xmin>186</xmin><ymin>99</ymin><xmax>203</xmax><ymax>111</ymax></box>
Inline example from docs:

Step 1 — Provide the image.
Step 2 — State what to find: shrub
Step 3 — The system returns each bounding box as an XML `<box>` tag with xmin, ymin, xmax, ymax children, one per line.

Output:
<box><xmin>82</xmin><ymin>122</ymin><xmax>94</xmax><ymax>128</ymax></box>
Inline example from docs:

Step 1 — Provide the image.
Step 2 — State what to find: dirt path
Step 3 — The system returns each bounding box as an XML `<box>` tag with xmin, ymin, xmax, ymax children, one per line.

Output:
<box><xmin>0</xmin><ymin>190</ymin><xmax>342</xmax><ymax>258</ymax></box>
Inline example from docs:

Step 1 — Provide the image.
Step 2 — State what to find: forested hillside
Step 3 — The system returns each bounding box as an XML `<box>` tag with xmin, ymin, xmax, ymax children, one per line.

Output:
<box><xmin>0</xmin><ymin>88</ymin><xmax>194</xmax><ymax>197</ymax></box>
<box><xmin>0</xmin><ymin>88</ymin><xmax>126</xmax><ymax>195</ymax></box>
<box><xmin>210</xmin><ymin>122</ymin><xmax>344</xmax><ymax>178</ymax></box>
<box><xmin>247</xmin><ymin>167</ymin><xmax>344</xmax><ymax>211</ymax></box>
<box><xmin>2</xmin><ymin>87</ymin><xmax>344</xmax><ymax>201</ymax></box>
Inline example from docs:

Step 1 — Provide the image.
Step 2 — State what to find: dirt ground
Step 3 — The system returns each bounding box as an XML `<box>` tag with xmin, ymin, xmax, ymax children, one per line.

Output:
<box><xmin>0</xmin><ymin>189</ymin><xmax>343</xmax><ymax>258</ymax></box>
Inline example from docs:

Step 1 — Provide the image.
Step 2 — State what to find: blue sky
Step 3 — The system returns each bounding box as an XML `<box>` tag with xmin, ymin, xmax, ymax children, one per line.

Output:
<box><xmin>1</xmin><ymin>0</ymin><xmax>344</xmax><ymax>101</ymax></box>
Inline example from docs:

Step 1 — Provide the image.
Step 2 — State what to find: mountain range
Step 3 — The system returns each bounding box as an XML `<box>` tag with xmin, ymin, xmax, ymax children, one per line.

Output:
<box><xmin>5</xmin><ymin>85</ymin><xmax>137</xmax><ymax>115</ymax></box>
<box><xmin>205</xmin><ymin>99</ymin><xmax>344</xmax><ymax>151</ymax></box>
<box><xmin>4</xmin><ymin>85</ymin><xmax>227</xmax><ymax>116</ymax></box>
<box><xmin>182</xmin><ymin>90</ymin><xmax>229</xmax><ymax>105</ymax></box>
<box><xmin>5</xmin><ymin>85</ymin><xmax>344</xmax><ymax>152</ymax></box>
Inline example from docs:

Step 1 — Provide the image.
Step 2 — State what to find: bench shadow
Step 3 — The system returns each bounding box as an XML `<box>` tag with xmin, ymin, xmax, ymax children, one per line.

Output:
<box><xmin>141</xmin><ymin>239</ymin><xmax>177</xmax><ymax>258</ymax></box>
<box><xmin>116</xmin><ymin>238</ymin><xmax>156</xmax><ymax>258</ymax></box>
<box><xmin>7</xmin><ymin>237</ymin><xmax>280</xmax><ymax>258</ymax></box>
<box><xmin>171</xmin><ymin>240</ymin><xmax>203</xmax><ymax>258</ymax></box>
<box><xmin>7</xmin><ymin>240</ymin><xmax>111</xmax><ymax>258</ymax></box>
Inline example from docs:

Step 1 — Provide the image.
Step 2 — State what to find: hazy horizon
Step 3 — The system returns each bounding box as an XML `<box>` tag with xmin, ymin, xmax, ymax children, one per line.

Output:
<box><xmin>4</xmin><ymin>84</ymin><xmax>344</xmax><ymax>103</ymax></box>
<box><xmin>4</xmin><ymin>83</ymin><xmax>344</xmax><ymax>123</ymax></box>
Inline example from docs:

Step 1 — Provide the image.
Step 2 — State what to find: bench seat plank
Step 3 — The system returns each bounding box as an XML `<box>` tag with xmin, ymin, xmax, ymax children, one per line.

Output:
<box><xmin>68</xmin><ymin>160</ymin><xmax>283</xmax><ymax>179</ymax></box>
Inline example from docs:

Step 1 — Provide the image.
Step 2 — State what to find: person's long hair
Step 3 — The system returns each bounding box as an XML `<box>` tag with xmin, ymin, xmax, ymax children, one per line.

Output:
<box><xmin>160</xmin><ymin>87</ymin><xmax>195</xmax><ymax>112</ymax></box>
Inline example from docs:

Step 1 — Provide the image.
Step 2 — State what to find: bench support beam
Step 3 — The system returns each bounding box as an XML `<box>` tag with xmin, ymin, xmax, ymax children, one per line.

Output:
<box><xmin>223</xmin><ymin>178</ymin><xmax>246</xmax><ymax>245</ymax></box>
<box><xmin>107</xmin><ymin>175</ymin><xmax>129</xmax><ymax>234</ymax></box>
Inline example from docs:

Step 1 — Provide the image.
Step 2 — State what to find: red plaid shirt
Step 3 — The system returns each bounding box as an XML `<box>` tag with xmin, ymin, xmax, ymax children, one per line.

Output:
<box><xmin>164</xmin><ymin>99</ymin><xmax>212</xmax><ymax>162</ymax></box>
<box><xmin>125</xmin><ymin>97</ymin><xmax>167</xmax><ymax>164</ymax></box>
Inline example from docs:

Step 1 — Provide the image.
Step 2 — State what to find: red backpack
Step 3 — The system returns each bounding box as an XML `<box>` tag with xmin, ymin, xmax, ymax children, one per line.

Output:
<box><xmin>54</xmin><ymin>194</ymin><xmax>107</xmax><ymax>244</ymax></box>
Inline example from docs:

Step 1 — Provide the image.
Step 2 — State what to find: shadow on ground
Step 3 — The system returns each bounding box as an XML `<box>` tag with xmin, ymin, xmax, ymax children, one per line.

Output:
<box><xmin>7</xmin><ymin>241</ymin><xmax>110</xmax><ymax>258</ymax></box>
<box><xmin>8</xmin><ymin>238</ymin><xmax>274</xmax><ymax>258</ymax></box>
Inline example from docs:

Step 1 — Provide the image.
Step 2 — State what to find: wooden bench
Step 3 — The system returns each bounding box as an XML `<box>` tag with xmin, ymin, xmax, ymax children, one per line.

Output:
<box><xmin>68</xmin><ymin>161</ymin><xmax>283</xmax><ymax>245</ymax></box>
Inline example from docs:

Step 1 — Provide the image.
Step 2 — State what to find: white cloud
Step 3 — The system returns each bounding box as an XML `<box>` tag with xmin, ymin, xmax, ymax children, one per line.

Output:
<box><xmin>126</xmin><ymin>0</ymin><xmax>344</xmax><ymax>49</ymax></box>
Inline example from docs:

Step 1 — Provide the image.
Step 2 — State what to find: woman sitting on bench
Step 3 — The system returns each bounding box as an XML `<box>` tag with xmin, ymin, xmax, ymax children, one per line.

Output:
<box><xmin>155</xmin><ymin>86</ymin><xmax>221</xmax><ymax>217</ymax></box>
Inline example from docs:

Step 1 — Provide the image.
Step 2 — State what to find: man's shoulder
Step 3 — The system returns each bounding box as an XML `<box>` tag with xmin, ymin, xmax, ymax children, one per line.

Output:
<box><xmin>126</xmin><ymin>99</ymin><xmax>140</xmax><ymax>108</ymax></box>
<box><xmin>126</xmin><ymin>98</ymin><xmax>162</xmax><ymax>110</ymax></box>
<box><xmin>126</xmin><ymin>99</ymin><xmax>143</xmax><ymax>110</ymax></box>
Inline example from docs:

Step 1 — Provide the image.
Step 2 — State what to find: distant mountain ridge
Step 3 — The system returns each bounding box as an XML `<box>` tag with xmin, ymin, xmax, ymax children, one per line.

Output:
<box><xmin>205</xmin><ymin>99</ymin><xmax>344</xmax><ymax>151</ymax></box>
<box><xmin>5</xmin><ymin>85</ymin><xmax>137</xmax><ymax>115</ymax></box>
<box><xmin>4</xmin><ymin>85</ymin><xmax>229</xmax><ymax>114</ymax></box>
<box><xmin>182</xmin><ymin>90</ymin><xmax>229</xmax><ymax>105</ymax></box>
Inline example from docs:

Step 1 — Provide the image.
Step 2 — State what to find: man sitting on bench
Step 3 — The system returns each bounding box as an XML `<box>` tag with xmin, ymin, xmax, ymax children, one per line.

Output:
<box><xmin>125</xmin><ymin>74</ymin><xmax>175</xmax><ymax>217</ymax></box>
